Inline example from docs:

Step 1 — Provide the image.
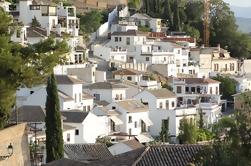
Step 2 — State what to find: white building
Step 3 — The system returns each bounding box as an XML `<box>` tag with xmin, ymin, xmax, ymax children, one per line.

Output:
<box><xmin>190</xmin><ymin>46</ymin><xmax>239</xmax><ymax>77</ymax></box>
<box><xmin>134</xmin><ymin>89</ymin><xmax>197</xmax><ymax>141</ymax></box>
<box><xmin>130</xmin><ymin>13</ymin><xmax>163</xmax><ymax>32</ymax></box>
<box><xmin>16</xmin><ymin>75</ymin><xmax>93</xmax><ymax>111</ymax></box>
<box><xmin>10</xmin><ymin>0</ymin><xmax>83</xmax><ymax>64</ymax></box>
<box><xmin>171</xmin><ymin>77</ymin><xmax>222</xmax><ymax>125</ymax></box>
<box><xmin>231</xmin><ymin>76</ymin><xmax>251</xmax><ymax>93</ymax></box>
<box><xmin>61</xmin><ymin>111</ymin><xmax>107</xmax><ymax>143</ymax></box>
<box><xmin>83</xmin><ymin>82</ymin><xmax>128</xmax><ymax>104</ymax></box>
<box><xmin>106</xmin><ymin>100</ymin><xmax>153</xmax><ymax>143</ymax></box>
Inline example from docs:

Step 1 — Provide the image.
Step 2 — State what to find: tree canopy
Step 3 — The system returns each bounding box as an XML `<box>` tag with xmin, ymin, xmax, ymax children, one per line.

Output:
<box><xmin>213</xmin><ymin>75</ymin><xmax>237</xmax><ymax>101</ymax></box>
<box><xmin>0</xmin><ymin>8</ymin><xmax>69</xmax><ymax>128</ymax></box>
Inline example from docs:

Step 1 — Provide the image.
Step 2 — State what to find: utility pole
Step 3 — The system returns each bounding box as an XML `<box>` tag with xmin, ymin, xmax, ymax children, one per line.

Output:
<box><xmin>30</xmin><ymin>122</ymin><xmax>42</xmax><ymax>166</ymax></box>
<box><xmin>203</xmin><ymin>0</ymin><xmax>210</xmax><ymax>47</ymax></box>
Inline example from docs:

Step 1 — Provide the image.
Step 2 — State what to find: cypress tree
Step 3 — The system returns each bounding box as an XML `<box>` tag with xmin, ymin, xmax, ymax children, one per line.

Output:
<box><xmin>45</xmin><ymin>74</ymin><xmax>64</xmax><ymax>163</ymax></box>
<box><xmin>172</xmin><ymin>0</ymin><xmax>181</xmax><ymax>31</ymax></box>
<box><xmin>159</xmin><ymin>118</ymin><xmax>170</xmax><ymax>142</ymax></box>
<box><xmin>163</xmin><ymin>0</ymin><xmax>173</xmax><ymax>30</ymax></box>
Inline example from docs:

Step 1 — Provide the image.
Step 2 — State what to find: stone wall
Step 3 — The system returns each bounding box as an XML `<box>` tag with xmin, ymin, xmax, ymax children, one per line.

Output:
<box><xmin>0</xmin><ymin>123</ymin><xmax>30</xmax><ymax>166</ymax></box>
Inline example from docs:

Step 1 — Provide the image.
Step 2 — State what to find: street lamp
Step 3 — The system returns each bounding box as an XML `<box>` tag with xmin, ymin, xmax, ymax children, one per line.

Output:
<box><xmin>0</xmin><ymin>143</ymin><xmax>13</xmax><ymax>160</ymax></box>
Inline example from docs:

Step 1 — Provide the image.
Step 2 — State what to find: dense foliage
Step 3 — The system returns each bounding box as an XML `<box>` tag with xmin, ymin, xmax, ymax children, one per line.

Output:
<box><xmin>45</xmin><ymin>74</ymin><xmax>64</xmax><ymax>162</ymax></box>
<box><xmin>178</xmin><ymin>118</ymin><xmax>197</xmax><ymax>144</ymax></box>
<box><xmin>196</xmin><ymin>108</ymin><xmax>251</xmax><ymax>165</ymax></box>
<box><xmin>96</xmin><ymin>136</ymin><xmax>113</xmax><ymax>147</ymax></box>
<box><xmin>79</xmin><ymin>10</ymin><xmax>103</xmax><ymax>34</ymax></box>
<box><xmin>213</xmin><ymin>75</ymin><xmax>237</xmax><ymax>101</ymax></box>
<box><xmin>0</xmin><ymin>9</ymin><xmax>69</xmax><ymax>128</ymax></box>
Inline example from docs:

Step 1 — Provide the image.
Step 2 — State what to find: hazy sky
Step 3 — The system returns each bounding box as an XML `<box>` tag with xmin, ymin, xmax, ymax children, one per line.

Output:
<box><xmin>224</xmin><ymin>0</ymin><xmax>251</xmax><ymax>7</ymax></box>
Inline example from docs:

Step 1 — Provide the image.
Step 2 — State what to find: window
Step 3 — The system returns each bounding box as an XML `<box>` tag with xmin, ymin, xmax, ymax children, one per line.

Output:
<box><xmin>126</xmin><ymin>37</ymin><xmax>130</xmax><ymax>45</ymax></box>
<box><xmin>197</xmin><ymin>86</ymin><xmax>201</xmax><ymax>93</ymax></box>
<box><xmin>67</xmin><ymin>133</ymin><xmax>70</xmax><ymax>142</ymax></box>
<box><xmin>166</xmin><ymin>100</ymin><xmax>169</xmax><ymax>109</ymax></box>
<box><xmin>94</xmin><ymin>94</ymin><xmax>100</xmax><ymax>101</ymax></box>
<box><xmin>210</xmin><ymin>87</ymin><xmax>213</xmax><ymax>94</ymax></box>
<box><xmin>145</xmin><ymin>57</ymin><xmax>149</xmax><ymax>61</ymax></box>
<box><xmin>230</xmin><ymin>63</ymin><xmax>235</xmax><ymax>71</ymax></box>
<box><xmin>172</xmin><ymin>101</ymin><xmax>175</xmax><ymax>107</ymax></box>
<box><xmin>225</xmin><ymin>64</ymin><xmax>228</xmax><ymax>71</ymax></box>
<box><xmin>128</xmin><ymin>116</ymin><xmax>132</xmax><ymax>123</ymax></box>
<box><xmin>75</xmin><ymin>129</ymin><xmax>79</xmax><ymax>136</ymax></box>
<box><xmin>119</xmin><ymin>37</ymin><xmax>122</xmax><ymax>41</ymax></box>
<box><xmin>159</xmin><ymin>102</ymin><xmax>163</xmax><ymax>109</ymax></box>
<box><xmin>110</xmin><ymin>119</ymin><xmax>115</xmax><ymax>132</ymax></box>
<box><xmin>214</xmin><ymin>64</ymin><xmax>219</xmax><ymax>71</ymax></box>
<box><xmin>185</xmin><ymin>87</ymin><xmax>189</xmax><ymax>92</ymax></box>
<box><xmin>79</xmin><ymin>93</ymin><xmax>81</xmax><ymax>102</ymax></box>
<box><xmin>30</xmin><ymin>5</ymin><xmax>40</xmax><ymax>10</ymax></box>
<box><xmin>191</xmin><ymin>87</ymin><xmax>196</xmax><ymax>93</ymax></box>
<box><xmin>134</xmin><ymin>121</ymin><xmax>137</xmax><ymax>128</ymax></box>
<box><xmin>120</xmin><ymin>94</ymin><xmax>123</xmax><ymax>100</ymax></box>
<box><xmin>115</xmin><ymin>37</ymin><xmax>118</xmax><ymax>42</ymax></box>
<box><xmin>30</xmin><ymin>91</ymin><xmax>34</xmax><ymax>94</ymax></box>
<box><xmin>216</xmin><ymin>87</ymin><xmax>219</xmax><ymax>95</ymax></box>
<box><xmin>127</xmin><ymin>76</ymin><xmax>132</xmax><ymax>81</ymax></box>
<box><xmin>141</xmin><ymin>120</ymin><xmax>146</xmax><ymax>132</ymax></box>
<box><xmin>16</xmin><ymin>29</ymin><xmax>21</xmax><ymax>38</ymax></box>
<box><xmin>74</xmin><ymin>94</ymin><xmax>77</xmax><ymax>103</ymax></box>
<box><xmin>176</xmin><ymin>86</ymin><xmax>182</xmax><ymax>94</ymax></box>
<box><xmin>52</xmin><ymin>19</ymin><xmax>56</xmax><ymax>28</ymax></box>
<box><xmin>83</xmin><ymin>106</ymin><xmax>86</xmax><ymax>112</ymax></box>
<box><xmin>128</xmin><ymin>128</ymin><xmax>132</xmax><ymax>135</ymax></box>
<box><xmin>87</xmin><ymin>105</ymin><xmax>90</xmax><ymax>111</ymax></box>
<box><xmin>115</xmin><ymin>94</ymin><xmax>119</xmax><ymax>100</ymax></box>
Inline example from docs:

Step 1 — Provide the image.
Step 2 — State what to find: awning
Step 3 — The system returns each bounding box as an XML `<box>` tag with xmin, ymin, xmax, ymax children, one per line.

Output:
<box><xmin>110</xmin><ymin>116</ymin><xmax>123</xmax><ymax>125</ymax></box>
<box><xmin>141</xmin><ymin>117</ymin><xmax>153</xmax><ymax>126</ymax></box>
<box><xmin>135</xmin><ymin>134</ymin><xmax>154</xmax><ymax>143</ymax></box>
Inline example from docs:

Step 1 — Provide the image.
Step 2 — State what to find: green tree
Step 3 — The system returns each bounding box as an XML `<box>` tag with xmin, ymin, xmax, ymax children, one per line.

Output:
<box><xmin>172</xmin><ymin>0</ymin><xmax>181</xmax><ymax>31</ymax></box>
<box><xmin>213</xmin><ymin>75</ymin><xmax>236</xmax><ymax>101</ymax></box>
<box><xmin>162</xmin><ymin>0</ymin><xmax>173</xmax><ymax>29</ymax></box>
<box><xmin>183</xmin><ymin>25</ymin><xmax>200</xmax><ymax>41</ymax></box>
<box><xmin>159</xmin><ymin>118</ymin><xmax>170</xmax><ymax>142</ymax></box>
<box><xmin>196</xmin><ymin>94</ymin><xmax>251</xmax><ymax>165</ymax></box>
<box><xmin>96</xmin><ymin>136</ymin><xmax>113</xmax><ymax>147</ymax></box>
<box><xmin>79</xmin><ymin>10</ymin><xmax>103</xmax><ymax>34</ymax></box>
<box><xmin>178</xmin><ymin>118</ymin><xmax>197</xmax><ymax>144</ymax></box>
<box><xmin>31</xmin><ymin>16</ymin><xmax>41</xmax><ymax>27</ymax></box>
<box><xmin>45</xmin><ymin>74</ymin><xmax>64</xmax><ymax>163</ymax></box>
<box><xmin>198</xmin><ymin>109</ymin><xmax>204</xmax><ymax>129</ymax></box>
<box><xmin>129</xmin><ymin>0</ymin><xmax>142</xmax><ymax>10</ymax></box>
<box><xmin>0</xmin><ymin>9</ymin><xmax>69</xmax><ymax>128</ymax></box>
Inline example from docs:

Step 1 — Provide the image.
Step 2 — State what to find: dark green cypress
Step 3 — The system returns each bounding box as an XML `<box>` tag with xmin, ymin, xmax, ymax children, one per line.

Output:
<box><xmin>163</xmin><ymin>0</ymin><xmax>173</xmax><ymax>30</ymax></box>
<box><xmin>173</xmin><ymin>0</ymin><xmax>181</xmax><ymax>31</ymax></box>
<box><xmin>45</xmin><ymin>74</ymin><xmax>64</xmax><ymax>163</ymax></box>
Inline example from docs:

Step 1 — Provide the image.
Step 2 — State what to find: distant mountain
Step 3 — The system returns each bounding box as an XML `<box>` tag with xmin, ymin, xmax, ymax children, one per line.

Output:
<box><xmin>229</xmin><ymin>6</ymin><xmax>251</xmax><ymax>33</ymax></box>
<box><xmin>235</xmin><ymin>17</ymin><xmax>251</xmax><ymax>33</ymax></box>
<box><xmin>230</xmin><ymin>6</ymin><xmax>251</xmax><ymax>18</ymax></box>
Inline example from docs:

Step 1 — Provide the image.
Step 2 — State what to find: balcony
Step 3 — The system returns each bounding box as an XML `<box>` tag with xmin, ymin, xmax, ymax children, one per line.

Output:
<box><xmin>175</xmin><ymin>106</ymin><xmax>197</xmax><ymax>116</ymax></box>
